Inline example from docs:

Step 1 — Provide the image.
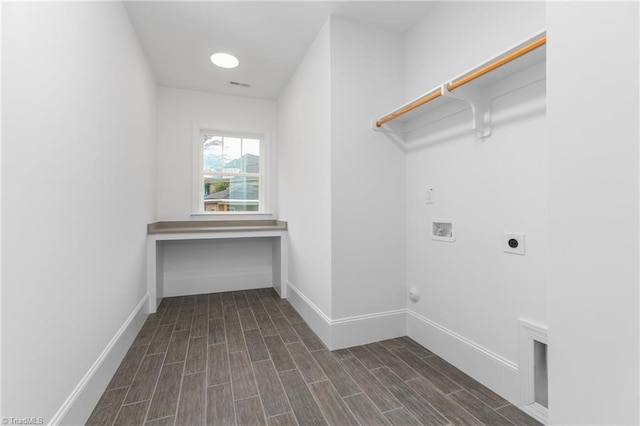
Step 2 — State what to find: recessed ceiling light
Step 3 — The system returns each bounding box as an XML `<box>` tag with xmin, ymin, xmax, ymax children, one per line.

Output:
<box><xmin>210</xmin><ymin>53</ymin><xmax>239</xmax><ymax>69</ymax></box>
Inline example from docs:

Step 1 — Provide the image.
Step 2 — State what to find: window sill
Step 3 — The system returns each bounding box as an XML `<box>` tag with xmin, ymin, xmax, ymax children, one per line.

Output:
<box><xmin>190</xmin><ymin>212</ymin><xmax>274</xmax><ymax>221</ymax></box>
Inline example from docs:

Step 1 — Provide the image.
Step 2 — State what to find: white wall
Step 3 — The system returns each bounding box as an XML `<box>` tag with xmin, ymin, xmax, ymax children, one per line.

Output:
<box><xmin>277</xmin><ymin>21</ymin><xmax>333</xmax><ymax>316</ymax></box>
<box><xmin>2</xmin><ymin>2</ymin><xmax>157</xmax><ymax>422</ymax></box>
<box><xmin>157</xmin><ymin>87</ymin><xmax>277</xmax><ymax>221</ymax></box>
<box><xmin>403</xmin><ymin>1</ymin><xmax>546</xmax><ymax>402</ymax></box>
<box><xmin>547</xmin><ymin>2</ymin><xmax>639</xmax><ymax>423</ymax></box>
<box><xmin>329</xmin><ymin>17</ymin><xmax>406</xmax><ymax>320</ymax></box>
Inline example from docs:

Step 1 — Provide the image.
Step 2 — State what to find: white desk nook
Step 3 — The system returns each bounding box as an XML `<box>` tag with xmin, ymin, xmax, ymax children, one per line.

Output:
<box><xmin>146</xmin><ymin>220</ymin><xmax>288</xmax><ymax>312</ymax></box>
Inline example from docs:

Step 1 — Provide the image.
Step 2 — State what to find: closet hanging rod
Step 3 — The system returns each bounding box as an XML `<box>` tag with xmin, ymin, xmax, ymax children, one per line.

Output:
<box><xmin>375</xmin><ymin>34</ymin><xmax>547</xmax><ymax>128</ymax></box>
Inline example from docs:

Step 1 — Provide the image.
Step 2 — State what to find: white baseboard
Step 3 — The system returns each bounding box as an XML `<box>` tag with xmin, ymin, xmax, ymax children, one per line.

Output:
<box><xmin>50</xmin><ymin>294</ymin><xmax>149</xmax><ymax>425</ymax></box>
<box><xmin>286</xmin><ymin>282</ymin><xmax>405</xmax><ymax>350</ymax></box>
<box><xmin>407</xmin><ymin>310</ymin><xmax>519</xmax><ymax>403</ymax></box>
<box><xmin>164</xmin><ymin>270</ymin><xmax>271</xmax><ymax>296</ymax></box>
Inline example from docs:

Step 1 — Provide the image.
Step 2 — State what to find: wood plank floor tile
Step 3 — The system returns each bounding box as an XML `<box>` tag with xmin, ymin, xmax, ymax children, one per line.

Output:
<box><xmin>190</xmin><ymin>314</ymin><xmax>208</xmax><ymax>338</ymax></box>
<box><xmin>131</xmin><ymin>319</ymin><xmax>159</xmax><ymax>348</ymax></box>
<box><xmin>174</xmin><ymin>308</ymin><xmax>194</xmax><ymax>331</ymax></box>
<box><xmin>278</xmin><ymin>369</ymin><xmax>327</xmax><ymax>426</ymax></box>
<box><xmin>394</xmin><ymin>337</ymin><xmax>434</xmax><ymax>358</ymax></box>
<box><xmin>165</xmin><ymin>330</ymin><xmax>190</xmax><ymax>364</ymax></box>
<box><xmin>311</xmin><ymin>350</ymin><xmax>360</xmax><ymax>397</ymax></box>
<box><xmin>309</xmin><ymin>380</ymin><xmax>359</xmax><ymax>426</ymax></box>
<box><xmin>271</xmin><ymin>317</ymin><xmax>299</xmax><ymax>343</ymax></box>
<box><xmin>184</xmin><ymin>336</ymin><xmax>207</xmax><ymax>375</ymax></box>
<box><xmin>263</xmin><ymin>335</ymin><xmax>296</xmax><ymax>372</ymax></box>
<box><xmin>244</xmin><ymin>329</ymin><xmax>270</xmax><ymax>362</ymax></box>
<box><xmin>331</xmin><ymin>348</ymin><xmax>353</xmax><ymax>361</ymax></box>
<box><xmin>207</xmin><ymin>343</ymin><xmax>230</xmax><ymax>386</ymax></box>
<box><xmin>383</xmin><ymin>407</ymin><xmax>422</xmax><ymax>426</ymax></box>
<box><xmin>147</xmin><ymin>324</ymin><xmax>175</xmax><ymax>355</ymax></box>
<box><xmin>340</xmin><ymin>357</ymin><xmax>401</xmax><ymax>412</ymax></box>
<box><xmin>343</xmin><ymin>393</ymin><xmax>390</xmax><ymax>426</ymax></box>
<box><xmin>208</xmin><ymin>318</ymin><xmax>226</xmax><ymax>345</ymax></box>
<box><xmin>349</xmin><ymin>345</ymin><xmax>385</xmax><ymax>369</ymax></box>
<box><xmin>195</xmin><ymin>295</ymin><xmax>209</xmax><ymax>317</ymax></box>
<box><xmin>262</xmin><ymin>299</ymin><xmax>284</xmax><ymax>319</ymax></box>
<box><xmin>234</xmin><ymin>291</ymin><xmax>250</xmax><ymax>309</ymax></box>
<box><xmin>286</xmin><ymin>342</ymin><xmax>327</xmax><ymax>384</ymax></box>
<box><xmin>266</xmin><ymin>412</ymin><xmax>297</xmax><ymax>426</ymax></box>
<box><xmin>124</xmin><ymin>353</ymin><xmax>164</xmax><ymax>404</ymax></box>
<box><xmin>221</xmin><ymin>291</ymin><xmax>235</xmax><ymax>305</ymax></box>
<box><xmin>207</xmin><ymin>383</ymin><xmax>235</xmax><ymax>426</ymax></box>
<box><xmin>209</xmin><ymin>300</ymin><xmax>223</xmax><ymax>319</ymax></box>
<box><xmin>107</xmin><ymin>345</ymin><xmax>148</xmax><ymax>390</ymax></box>
<box><xmin>147</xmin><ymin>361</ymin><xmax>184</xmax><ymax>420</ymax></box>
<box><xmin>247</xmin><ymin>293</ymin><xmax>267</xmax><ymax>314</ymax></box>
<box><xmin>252</xmin><ymin>359</ymin><xmax>291</xmax><ymax>417</ymax></box>
<box><xmin>160</xmin><ymin>306</ymin><xmax>180</xmax><ymax>325</ymax></box>
<box><xmin>407</xmin><ymin>377</ymin><xmax>481</xmax><ymax>425</ymax></box>
<box><xmin>497</xmin><ymin>404</ymin><xmax>544</xmax><ymax>426</ymax></box>
<box><xmin>254</xmin><ymin>312</ymin><xmax>278</xmax><ymax>337</ymax></box>
<box><xmin>224</xmin><ymin>303</ymin><xmax>241</xmax><ymax>324</ymax></box>
<box><xmin>365</xmin><ymin>342</ymin><xmax>419</xmax><ymax>381</ymax></box>
<box><xmin>239</xmin><ymin>308</ymin><xmax>259</xmax><ymax>331</ymax></box>
<box><xmin>449</xmin><ymin>390</ymin><xmax>514</xmax><ymax>425</ymax></box>
<box><xmin>290</xmin><ymin>322</ymin><xmax>325</xmax><ymax>351</ymax></box>
<box><xmin>145</xmin><ymin>415</ymin><xmax>175</xmax><ymax>425</ymax></box>
<box><xmin>208</xmin><ymin>293</ymin><xmax>222</xmax><ymax>304</ymax></box>
<box><xmin>113</xmin><ymin>400</ymin><xmax>150</xmax><ymax>426</ymax></box>
<box><xmin>426</xmin><ymin>355</ymin><xmax>509</xmax><ymax>407</ymax></box>
<box><xmin>392</xmin><ymin>348</ymin><xmax>462</xmax><ymax>394</ymax></box>
<box><xmin>226</xmin><ymin>321</ymin><xmax>247</xmax><ymax>353</ymax></box>
<box><xmin>86</xmin><ymin>387</ymin><xmax>128</xmax><ymax>426</ymax></box>
<box><xmin>275</xmin><ymin>301</ymin><xmax>304</xmax><ymax>324</ymax></box>
<box><xmin>176</xmin><ymin>372</ymin><xmax>206</xmax><ymax>426</ymax></box>
<box><xmin>379</xmin><ymin>338</ymin><xmax>403</xmax><ymax>350</ymax></box>
<box><xmin>229</xmin><ymin>351</ymin><xmax>259</xmax><ymax>400</ymax></box>
<box><xmin>235</xmin><ymin>396</ymin><xmax>267</xmax><ymax>426</ymax></box>
<box><xmin>371</xmin><ymin>367</ymin><xmax>449</xmax><ymax>425</ymax></box>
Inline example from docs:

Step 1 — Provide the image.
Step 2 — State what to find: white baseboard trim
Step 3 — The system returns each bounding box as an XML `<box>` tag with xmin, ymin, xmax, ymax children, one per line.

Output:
<box><xmin>50</xmin><ymin>294</ymin><xmax>149</xmax><ymax>425</ymax></box>
<box><xmin>407</xmin><ymin>309</ymin><xmax>519</xmax><ymax>404</ymax></box>
<box><xmin>164</xmin><ymin>271</ymin><xmax>271</xmax><ymax>297</ymax></box>
<box><xmin>286</xmin><ymin>281</ymin><xmax>405</xmax><ymax>350</ymax></box>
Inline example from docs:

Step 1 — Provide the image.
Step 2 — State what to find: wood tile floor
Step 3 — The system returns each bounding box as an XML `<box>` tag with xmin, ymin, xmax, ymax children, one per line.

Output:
<box><xmin>88</xmin><ymin>288</ymin><xmax>542</xmax><ymax>426</ymax></box>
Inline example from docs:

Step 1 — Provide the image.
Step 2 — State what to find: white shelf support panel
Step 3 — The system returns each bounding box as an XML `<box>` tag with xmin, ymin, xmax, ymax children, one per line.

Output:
<box><xmin>440</xmin><ymin>83</ymin><xmax>491</xmax><ymax>139</ymax></box>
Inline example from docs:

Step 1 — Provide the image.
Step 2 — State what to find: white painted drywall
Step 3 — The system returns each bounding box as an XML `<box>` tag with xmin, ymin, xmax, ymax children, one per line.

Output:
<box><xmin>277</xmin><ymin>20</ymin><xmax>333</xmax><ymax>316</ymax></box>
<box><xmin>403</xmin><ymin>1</ymin><xmax>546</xmax><ymax>402</ymax></box>
<box><xmin>157</xmin><ymin>87</ymin><xmax>277</xmax><ymax>221</ymax></box>
<box><xmin>2</xmin><ymin>2</ymin><xmax>157</xmax><ymax>421</ymax></box>
<box><xmin>329</xmin><ymin>17</ymin><xmax>406</xmax><ymax>320</ymax></box>
<box><xmin>547</xmin><ymin>2</ymin><xmax>639</xmax><ymax>423</ymax></box>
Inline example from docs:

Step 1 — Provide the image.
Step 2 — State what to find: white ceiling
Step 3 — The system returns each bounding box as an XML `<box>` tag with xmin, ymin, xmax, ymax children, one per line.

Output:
<box><xmin>124</xmin><ymin>1</ymin><xmax>437</xmax><ymax>100</ymax></box>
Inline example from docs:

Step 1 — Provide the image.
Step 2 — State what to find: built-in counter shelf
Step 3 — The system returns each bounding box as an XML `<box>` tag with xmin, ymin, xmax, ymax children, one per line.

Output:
<box><xmin>146</xmin><ymin>220</ymin><xmax>288</xmax><ymax>312</ymax></box>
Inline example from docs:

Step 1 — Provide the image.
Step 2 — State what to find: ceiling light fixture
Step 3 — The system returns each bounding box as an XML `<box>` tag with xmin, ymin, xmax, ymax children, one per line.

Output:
<box><xmin>210</xmin><ymin>52</ymin><xmax>239</xmax><ymax>69</ymax></box>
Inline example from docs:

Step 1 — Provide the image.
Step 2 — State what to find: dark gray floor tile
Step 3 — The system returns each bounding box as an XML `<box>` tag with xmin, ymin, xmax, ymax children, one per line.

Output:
<box><xmin>207</xmin><ymin>343</ymin><xmax>230</xmax><ymax>386</ymax></box>
<box><xmin>184</xmin><ymin>336</ymin><xmax>207</xmax><ymax>375</ymax></box>
<box><xmin>394</xmin><ymin>336</ymin><xmax>435</xmax><ymax>358</ymax></box>
<box><xmin>383</xmin><ymin>407</ymin><xmax>422</xmax><ymax>426</ymax></box>
<box><xmin>160</xmin><ymin>306</ymin><xmax>180</xmax><ymax>325</ymax></box>
<box><xmin>349</xmin><ymin>345</ymin><xmax>385</xmax><ymax>369</ymax></box>
<box><xmin>245</xmin><ymin>329</ymin><xmax>270</xmax><ymax>362</ymax></box>
<box><xmin>190</xmin><ymin>314</ymin><xmax>208</xmax><ymax>338</ymax></box>
<box><xmin>253</xmin><ymin>359</ymin><xmax>291</xmax><ymax>417</ymax></box>
<box><xmin>86</xmin><ymin>387</ymin><xmax>128</xmax><ymax>426</ymax></box>
<box><xmin>392</xmin><ymin>348</ymin><xmax>461</xmax><ymax>394</ymax></box>
<box><xmin>311</xmin><ymin>350</ymin><xmax>360</xmax><ymax>397</ymax></box>
<box><xmin>497</xmin><ymin>404</ymin><xmax>544</xmax><ymax>426</ymax></box>
<box><xmin>247</xmin><ymin>293</ymin><xmax>268</xmax><ymax>314</ymax></box>
<box><xmin>131</xmin><ymin>319</ymin><xmax>159</xmax><ymax>348</ymax></box>
<box><xmin>224</xmin><ymin>303</ymin><xmax>240</xmax><ymax>324</ymax></box>
<box><xmin>371</xmin><ymin>367</ymin><xmax>449</xmax><ymax>425</ymax></box>
<box><xmin>276</xmin><ymin>300</ymin><xmax>304</xmax><ymax>324</ymax></box>
<box><xmin>221</xmin><ymin>291</ymin><xmax>235</xmax><ymax>306</ymax></box>
<box><xmin>226</xmin><ymin>321</ymin><xmax>247</xmax><ymax>353</ymax></box>
<box><xmin>176</xmin><ymin>372</ymin><xmax>206</xmax><ymax>426</ymax></box>
<box><xmin>147</xmin><ymin>324</ymin><xmax>175</xmax><ymax>354</ymax></box>
<box><xmin>340</xmin><ymin>357</ymin><xmax>401</xmax><ymax>412</ymax></box>
<box><xmin>207</xmin><ymin>383</ymin><xmax>235</xmax><ymax>426</ymax></box>
<box><xmin>113</xmin><ymin>400</ymin><xmax>150</xmax><ymax>426</ymax></box>
<box><xmin>426</xmin><ymin>355</ymin><xmax>510</xmax><ymax>407</ymax></box>
<box><xmin>208</xmin><ymin>318</ymin><xmax>226</xmax><ymax>345</ymax></box>
<box><xmin>239</xmin><ymin>308</ymin><xmax>259</xmax><ymax>331</ymax></box>
<box><xmin>208</xmin><ymin>293</ymin><xmax>222</xmax><ymax>304</ymax></box>
<box><xmin>124</xmin><ymin>353</ymin><xmax>164</xmax><ymax>404</ymax></box>
<box><xmin>408</xmin><ymin>377</ymin><xmax>481</xmax><ymax>425</ymax></box>
<box><xmin>343</xmin><ymin>393</ymin><xmax>390</xmax><ymax>426</ymax></box>
<box><xmin>271</xmin><ymin>317</ymin><xmax>300</xmax><ymax>343</ymax></box>
<box><xmin>165</xmin><ymin>330</ymin><xmax>190</xmax><ymax>364</ymax></box>
<box><xmin>267</xmin><ymin>412</ymin><xmax>297</xmax><ymax>426</ymax></box>
<box><xmin>286</xmin><ymin>342</ymin><xmax>327</xmax><ymax>383</ymax></box>
<box><xmin>379</xmin><ymin>338</ymin><xmax>403</xmax><ymax>350</ymax></box>
<box><xmin>263</xmin><ymin>335</ymin><xmax>296</xmax><ymax>372</ymax></box>
<box><xmin>262</xmin><ymin>299</ymin><xmax>285</xmax><ymax>319</ymax></box>
<box><xmin>278</xmin><ymin>369</ymin><xmax>327</xmax><ymax>426</ymax></box>
<box><xmin>309</xmin><ymin>380</ymin><xmax>359</xmax><ymax>426</ymax></box>
<box><xmin>107</xmin><ymin>345</ymin><xmax>148</xmax><ymax>390</ymax></box>
<box><xmin>255</xmin><ymin>312</ymin><xmax>278</xmax><ymax>337</ymax></box>
<box><xmin>331</xmin><ymin>348</ymin><xmax>353</xmax><ymax>361</ymax></box>
<box><xmin>209</xmin><ymin>300</ymin><xmax>223</xmax><ymax>319</ymax></box>
<box><xmin>195</xmin><ymin>295</ymin><xmax>209</xmax><ymax>317</ymax></box>
<box><xmin>147</xmin><ymin>361</ymin><xmax>184</xmax><ymax>420</ymax></box>
<box><xmin>234</xmin><ymin>291</ymin><xmax>250</xmax><ymax>308</ymax></box>
<box><xmin>290</xmin><ymin>322</ymin><xmax>325</xmax><ymax>351</ymax></box>
<box><xmin>365</xmin><ymin>342</ymin><xmax>419</xmax><ymax>381</ymax></box>
<box><xmin>235</xmin><ymin>396</ymin><xmax>266</xmax><ymax>426</ymax></box>
<box><xmin>174</xmin><ymin>307</ymin><xmax>194</xmax><ymax>331</ymax></box>
<box><xmin>229</xmin><ymin>351</ymin><xmax>258</xmax><ymax>400</ymax></box>
<box><xmin>450</xmin><ymin>390</ymin><xmax>514</xmax><ymax>425</ymax></box>
<box><xmin>145</xmin><ymin>415</ymin><xmax>175</xmax><ymax>425</ymax></box>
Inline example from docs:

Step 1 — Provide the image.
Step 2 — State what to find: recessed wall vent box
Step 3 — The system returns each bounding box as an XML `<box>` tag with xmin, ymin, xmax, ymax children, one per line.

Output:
<box><xmin>431</xmin><ymin>219</ymin><xmax>455</xmax><ymax>242</ymax></box>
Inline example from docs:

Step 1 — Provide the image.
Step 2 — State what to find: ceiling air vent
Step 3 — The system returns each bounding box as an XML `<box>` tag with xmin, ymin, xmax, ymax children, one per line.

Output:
<box><xmin>230</xmin><ymin>81</ymin><xmax>251</xmax><ymax>88</ymax></box>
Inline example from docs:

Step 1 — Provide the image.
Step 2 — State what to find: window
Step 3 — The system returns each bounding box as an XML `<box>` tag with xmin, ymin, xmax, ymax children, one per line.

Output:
<box><xmin>199</xmin><ymin>131</ymin><xmax>262</xmax><ymax>213</ymax></box>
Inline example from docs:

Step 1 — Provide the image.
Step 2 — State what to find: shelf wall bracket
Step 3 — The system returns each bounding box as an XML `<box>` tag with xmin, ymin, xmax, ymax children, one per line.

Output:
<box><xmin>441</xmin><ymin>84</ymin><xmax>491</xmax><ymax>139</ymax></box>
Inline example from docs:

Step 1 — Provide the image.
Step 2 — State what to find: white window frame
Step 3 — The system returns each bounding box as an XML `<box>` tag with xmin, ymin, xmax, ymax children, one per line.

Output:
<box><xmin>192</xmin><ymin>124</ymin><xmax>272</xmax><ymax>217</ymax></box>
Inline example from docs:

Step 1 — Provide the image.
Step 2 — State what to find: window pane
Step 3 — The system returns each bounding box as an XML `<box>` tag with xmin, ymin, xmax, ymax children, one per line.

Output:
<box><xmin>242</xmin><ymin>139</ymin><xmax>260</xmax><ymax>173</ymax></box>
<box><xmin>203</xmin><ymin>175</ymin><xmax>259</xmax><ymax>212</ymax></box>
<box><xmin>223</xmin><ymin>137</ymin><xmax>242</xmax><ymax>173</ymax></box>
<box><xmin>203</xmin><ymin>135</ymin><xmax>223</xmax><ymax>172</ymax></box>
